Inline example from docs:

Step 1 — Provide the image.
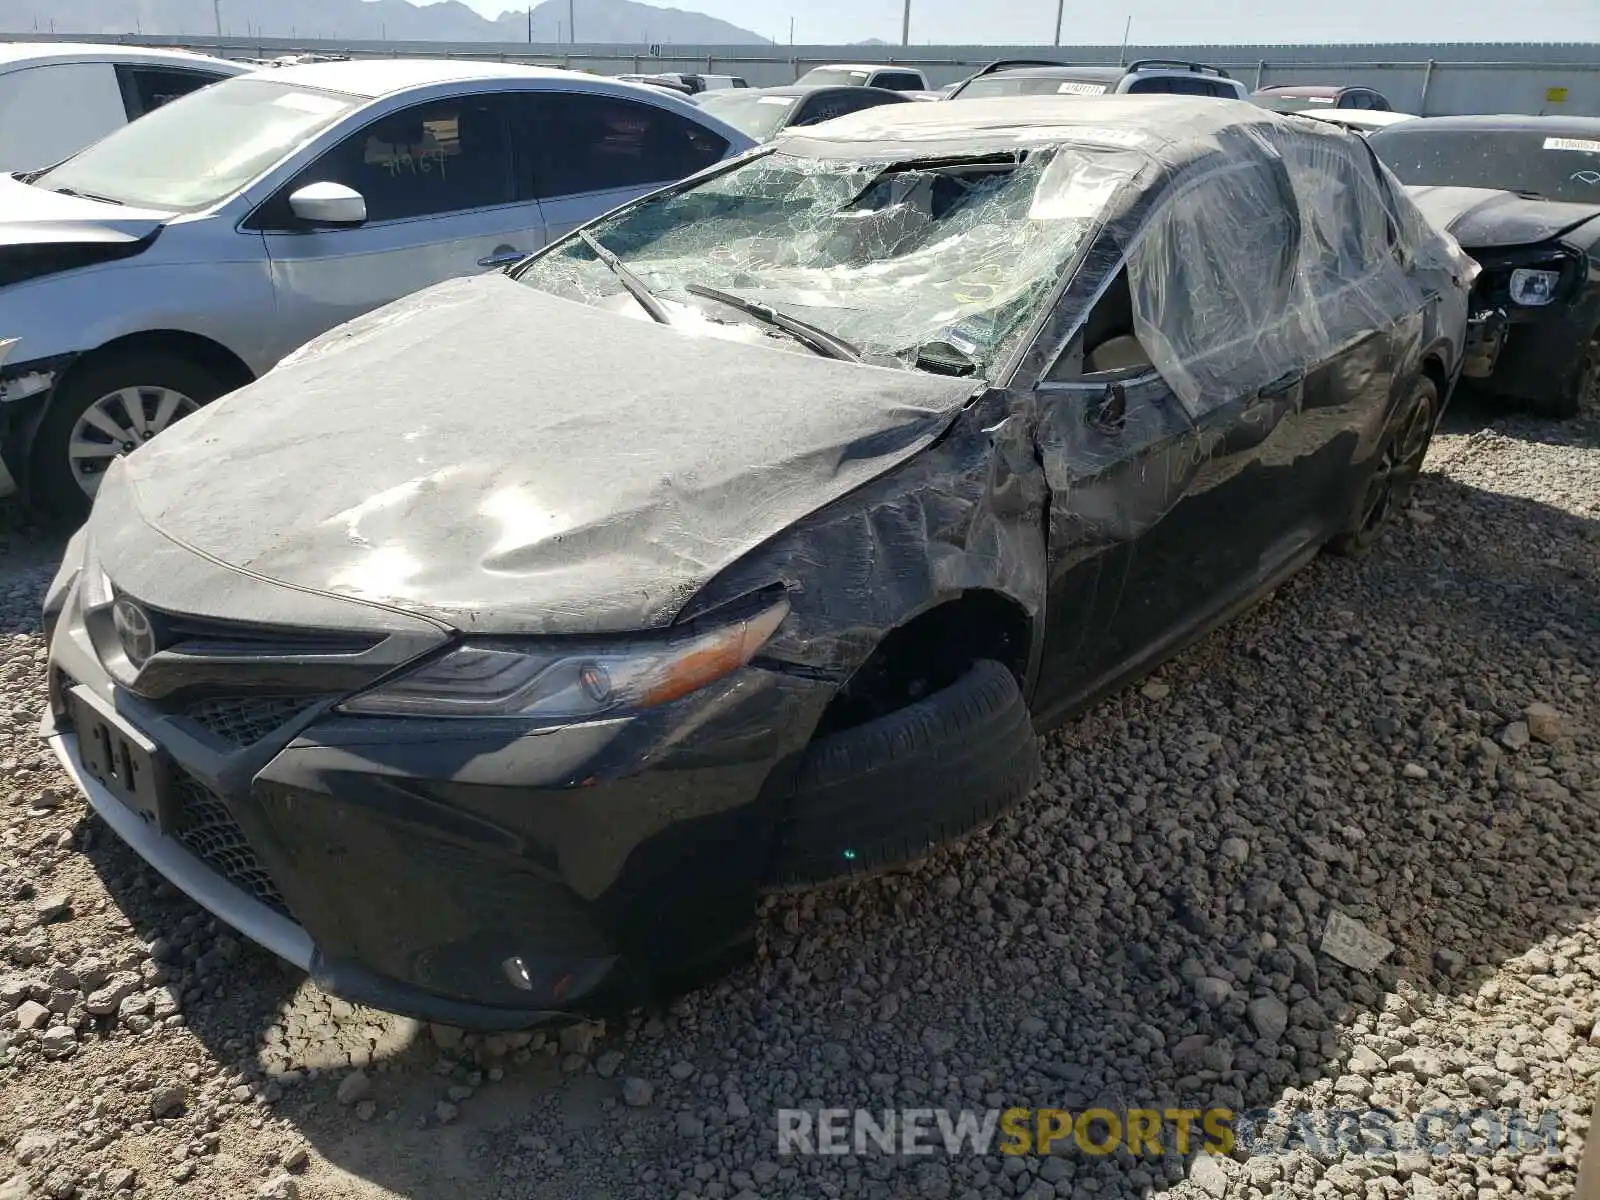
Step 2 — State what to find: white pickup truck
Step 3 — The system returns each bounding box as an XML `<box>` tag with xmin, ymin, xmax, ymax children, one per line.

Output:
<box><xmin>794</xmin><ymin>63</ymin><xmax>930</xmax><ymax>93</ymax></box>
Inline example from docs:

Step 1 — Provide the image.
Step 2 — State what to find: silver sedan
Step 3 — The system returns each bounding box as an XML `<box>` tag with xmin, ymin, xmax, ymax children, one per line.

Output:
<box><xmin>0</xmin><ymin>59</ymin><xmax>752</xmax><ymax>518</ymax></box>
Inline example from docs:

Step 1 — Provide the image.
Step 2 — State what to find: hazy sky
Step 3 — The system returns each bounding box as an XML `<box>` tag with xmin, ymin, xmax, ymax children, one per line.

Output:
<box><xmin>459</xmin><ymin>0</ymin><xmax>1600</xmax><ymax>45</ymax></box>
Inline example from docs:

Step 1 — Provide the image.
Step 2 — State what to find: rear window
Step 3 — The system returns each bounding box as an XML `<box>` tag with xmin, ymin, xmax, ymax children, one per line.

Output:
<box><xmin>796</xmin><ymin>68</ymin><xmax>873</xmax><ymax>87</ymax></box>
<box><xmin>1127</xmin><ymin>75</ymin><xmax>1232</xmax><ymax>97</ymax></box>
<box><xmin>1254</xmin><ymin>93</ymin><xmax>1337</xmax><ymax>113</ymax></box>
<box><xmin>872</xmin><ymin>72</ymin><xmax>925</xmax><ymax>91</ymax></box>
<box><xmin>958</xmin><ymin>75</ymin><xmax>1108</xmax><ymax>100</ymax></box>
<box><xmin>696</xmin><ymin>91</ymin><xmax>798</xmax><ymax>141</ymax></box>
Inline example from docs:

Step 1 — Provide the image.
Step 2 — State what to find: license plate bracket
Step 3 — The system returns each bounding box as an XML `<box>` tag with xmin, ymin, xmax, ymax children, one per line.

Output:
<box><xmin>68</xmin><ymin>685</ymin><xmax>178</xmax><ymax>833</ymax></box>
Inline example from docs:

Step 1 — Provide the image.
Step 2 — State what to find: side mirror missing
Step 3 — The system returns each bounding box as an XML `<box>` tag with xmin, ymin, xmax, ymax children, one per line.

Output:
<box><xmin>287</xmin><ymin>182</ymin><xmax>367</xmax><ymax>226</ymax></box>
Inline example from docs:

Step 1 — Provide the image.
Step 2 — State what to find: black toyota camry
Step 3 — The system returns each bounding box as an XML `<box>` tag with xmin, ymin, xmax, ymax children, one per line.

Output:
<box><xmin>43</xmin><ymin>97</ymin><xmax>1471</xmax><ymax>1028</ymax></box>
<box><xmin>1371</xmin><ymin>114</ymin><xmax>1600</xmax><ymax>418</ymax></box>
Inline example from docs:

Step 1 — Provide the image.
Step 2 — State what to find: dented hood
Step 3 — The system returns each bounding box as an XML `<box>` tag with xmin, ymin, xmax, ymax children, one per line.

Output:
<box><xmin>1406</xmin><ymin>184</ymin><xmax>1600</xmax><ymax>250</ymax></box>
<box><xmin>0</xmin><ymin>174</ymin><xmax>171</xmax><ymax>246</ymax></box>
<box><xmin>115</xmin><ymin>273</ymin><xmax>977</xmax><ymax>636</ymax></box>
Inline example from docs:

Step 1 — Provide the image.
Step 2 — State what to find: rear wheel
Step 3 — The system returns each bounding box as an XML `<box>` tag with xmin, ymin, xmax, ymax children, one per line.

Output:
<box><xmin>33</xmin><ymin>352</ymin><xmax>223</xmax><ymax>523</ymax></box>
<box><xmin>1327</xmin><ymin>375</ymin><xmax>1438</xmax><ymax>557</ymax></box>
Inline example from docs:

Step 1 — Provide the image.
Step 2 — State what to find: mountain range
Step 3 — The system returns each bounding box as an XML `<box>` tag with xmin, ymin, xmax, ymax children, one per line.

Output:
<box><xmin>0</xmin><ymin>0</ymin><xmax>769</xmax><ymax>44</ymax></box>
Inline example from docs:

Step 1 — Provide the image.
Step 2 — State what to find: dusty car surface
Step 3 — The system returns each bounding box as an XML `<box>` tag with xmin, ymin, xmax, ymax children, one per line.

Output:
<box><xmin>42</xmin><ymin>96</ymin><xmax>1471</xmax><ymax>1028</ymax></box>
<box><xmin>1371</xmin><ymin>114</ymin><xmax>1600</xmax><ymax>417</ymax></box>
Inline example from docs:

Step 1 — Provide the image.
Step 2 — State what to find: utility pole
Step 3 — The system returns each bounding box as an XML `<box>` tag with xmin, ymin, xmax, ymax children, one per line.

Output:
<box><xmin>1054</xmin><ymin>0</ymin><xmax>1064</xmax><ymax>46</ymax></box>
<box><xmin>569</xmin><ymin>0</ymin><xmax>575</xmax><ymax>43</ymax></box>
<box><xmin>788</xmin><ymin>16</ymin><xmax>794</xmax><ymax>44</ymax></box>
<box><xmin>1119</xmin><ymin>15</ymin><xmax>1132</xmax><ymax>64</ymax></box>
<box><xmin>212</xmin><ymin>0</ymin><xmax>221</xmax><ymax>37</ymax></box>
<box><xmin>900</xmin><ymin>0</ymin><xmax>910</xmax><ymax>45</ymax></box>
<box><xmin>527</xmin><ymin>6</ymin><xmax>532</xmax><ymax>42</ymax></box>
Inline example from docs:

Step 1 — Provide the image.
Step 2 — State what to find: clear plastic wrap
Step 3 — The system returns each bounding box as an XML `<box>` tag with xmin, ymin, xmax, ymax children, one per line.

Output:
<box><xmin>1121</xmin><ymin>107</ymin><xmax>1476</xmax><ymax>413</ymax></box>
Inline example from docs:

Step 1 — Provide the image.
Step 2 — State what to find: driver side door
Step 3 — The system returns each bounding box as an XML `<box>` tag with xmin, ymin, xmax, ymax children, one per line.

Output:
<box><xmin>1029</xmin><ymin>159</ymin><xmax>1317</xmax><ymax>719</ymax></box>
<box><xmin>248</xmin><ymin>91</ymin><xmax>545</xmax><ymax>364</ymax></box>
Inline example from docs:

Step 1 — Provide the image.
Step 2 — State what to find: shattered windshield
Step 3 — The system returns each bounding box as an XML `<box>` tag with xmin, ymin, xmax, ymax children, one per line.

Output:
<box><xmin>1372</xmin><ymin>127</ymin><xmax>1600</xmax><ymax>204</ymax></box>
<box><xmin>517</xmin><ymin>146</ymin><xmax>1134</xmax><ymax>376</ymax></box>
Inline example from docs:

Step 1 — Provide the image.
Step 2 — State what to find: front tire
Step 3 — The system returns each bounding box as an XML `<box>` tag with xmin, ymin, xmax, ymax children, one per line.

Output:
<box><xmin>33</xmin><ymin>352</ymin><xmax>224</xmax><ymax>523</ymax></box>
<box><xmin>762</xmin><ymin>659</ymin><xmax>1039</xmax><ymax>892</ymax></box>
<box><xmin>1327</xmin><ymin>374</ymin><xmax>1439</xmax><ymax>557</ymax></box>
<box><xmin>1525</xmin><ymin>332</ymin><xmax>1600</xmax><ymax>420</ymax></box>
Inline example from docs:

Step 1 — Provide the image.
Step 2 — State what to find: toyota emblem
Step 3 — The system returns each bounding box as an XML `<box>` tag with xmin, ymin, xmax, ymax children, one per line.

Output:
<box><xmin>111</xmin><ymin>599</ymin><xmax>157</xmax><ymax>669</ymax></box>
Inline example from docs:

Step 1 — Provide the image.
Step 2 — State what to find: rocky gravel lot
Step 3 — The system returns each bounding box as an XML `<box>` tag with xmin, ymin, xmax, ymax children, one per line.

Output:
<box><xmin>1</xmin><ymin>396</ymin><xmax>1598</xmax><ymax>1200</ymax></box>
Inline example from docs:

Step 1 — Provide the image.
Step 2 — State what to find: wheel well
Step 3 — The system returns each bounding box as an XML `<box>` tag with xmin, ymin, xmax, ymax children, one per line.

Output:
<box><xmin>59</xmin><ymin>331</ymin><xmax>255</xmax><ymax>398</ymax></box>
<box><xmin>1421</xmin><ymin>353</ymin><xmax>1449</xmax><ymax>403</ymax></box>
<box><xmin>811</xmin><ymin>590</ymin><xmax>1032</xmax><ymax>738</ymax></box>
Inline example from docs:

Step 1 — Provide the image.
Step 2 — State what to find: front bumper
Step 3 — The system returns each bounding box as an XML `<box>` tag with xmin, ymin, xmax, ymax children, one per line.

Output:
<box><xmin>0</xmin><ymin>352</ymin><xmax>72</xmax><ymax>502</ymax></box>
<box><xmin>46</xmin><ymin>572</ymin><xmax>833</xmax><ymax>1028</ymax></box>
<box><xmin>1462</xmin><ymin>294</ymin><xmax>1598</xmax><ymax>402</ymax></box>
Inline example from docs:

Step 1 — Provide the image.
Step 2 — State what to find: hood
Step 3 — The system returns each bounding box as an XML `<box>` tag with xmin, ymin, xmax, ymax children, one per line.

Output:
<box><xmin>1406</xmin><ymin>184</ymin><xmax>1600</xmax><ymax>250</ymax></box>
<box><xmin>0</xmin><ymin>173</ymin><xmax>170</xmax><ymax>247</ymax></box>
<box><xmin>117</xmin><ymin>273</ymin><xmax>978</xmax><ymax>636</ymax></box>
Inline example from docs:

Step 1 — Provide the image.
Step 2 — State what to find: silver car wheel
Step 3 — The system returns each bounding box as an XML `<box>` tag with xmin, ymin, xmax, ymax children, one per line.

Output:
<box><xmin>67</xmin><ymin>386</ymin><xmax>200</xmax><ymax>498</ymax></box>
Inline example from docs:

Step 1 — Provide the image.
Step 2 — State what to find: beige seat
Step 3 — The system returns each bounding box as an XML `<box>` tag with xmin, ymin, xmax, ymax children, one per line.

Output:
<box><xmin>1083</xmin><ymin>334</ymin><xmax>1152</xmax><ymax>375</ymax></box>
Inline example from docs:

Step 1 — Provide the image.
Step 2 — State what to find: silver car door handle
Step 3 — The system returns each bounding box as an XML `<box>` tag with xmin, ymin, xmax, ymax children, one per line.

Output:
<box><xmin>478</xmin><ymin>250</ymin><xmax>526</xmax><ymax>268</ymax></box>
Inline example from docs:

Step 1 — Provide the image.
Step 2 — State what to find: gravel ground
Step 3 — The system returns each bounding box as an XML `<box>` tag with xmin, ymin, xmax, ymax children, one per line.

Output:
<box><xmin>1</xmin><ymin>394</ymin><xmax>1597</xmax><ymax>1200</ymax></box>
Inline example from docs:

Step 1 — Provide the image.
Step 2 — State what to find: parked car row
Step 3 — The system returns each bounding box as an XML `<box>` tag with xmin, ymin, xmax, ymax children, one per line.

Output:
<box><xmin>614</xmin><ymin>71</ymin><xmax>748</xmax><ymax>95</ymax></box>
<box><xmin>0</xmin><ymin>60</ymin><xmax>752</xmax><ymax>516</ymax></box>
<box><xmin>1370</xmin><ymin>114</ymin><xmax>1600</xmax><ymax>417</ymax></box>
<box><xmin>37</xmin><ymin>89</ymin><xmax>1487</xmax><ymax>1025</ymax></box>
<box><xmin>0</xmin><ymin>41</ymin><xmax>248</xmax><ymax>172</ymax></box>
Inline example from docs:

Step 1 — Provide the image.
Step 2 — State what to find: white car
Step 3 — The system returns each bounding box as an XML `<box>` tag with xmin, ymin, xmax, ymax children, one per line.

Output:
<box><xmin>1296</xmin><ymin>108</ymin><xmax>1419</xmax><ymax>136</ymax></box>
<box><xmin>0</xmin><ymin>42</ymin><xmax>250</xmax><ymax>173</ymax></box>
<box><xmin>0</xmin><ymin>59</ymin><xmax>751</xmax><ymax>517</ymax></box>
<box><xmin>794</xmin><ymin>64</ymin><xmax>930</xmax><ymax>93</ymax></box>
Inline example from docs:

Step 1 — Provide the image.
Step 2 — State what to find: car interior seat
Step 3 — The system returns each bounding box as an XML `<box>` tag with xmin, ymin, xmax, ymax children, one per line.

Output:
<box><xmin>1081</xmin><ymin>270</ymin><xmax>1153</xmax><ymax>373</ymax></box>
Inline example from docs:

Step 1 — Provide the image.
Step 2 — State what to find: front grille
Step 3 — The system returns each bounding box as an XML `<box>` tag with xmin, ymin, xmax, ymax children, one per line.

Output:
<box><xmin>172</xmin><ymin>770</ymin><xmax>292</xmax><ymax>920</ymax></box>
<box><xmin>181</xmin><ymin>696</ymin><xmax>321</xmax><ymax>747</ymax></box>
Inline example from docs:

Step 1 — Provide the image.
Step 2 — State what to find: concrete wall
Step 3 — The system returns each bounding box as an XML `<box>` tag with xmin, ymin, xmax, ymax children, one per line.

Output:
<box><xmin>5</xmin><ymin>33</ymin><xmax>1598</xmax><ymax>116</ymax></box>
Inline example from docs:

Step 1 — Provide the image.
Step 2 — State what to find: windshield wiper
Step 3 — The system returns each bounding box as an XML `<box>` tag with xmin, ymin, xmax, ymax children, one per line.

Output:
<box><xmin>48</xmin><ymin>185</ymin><xmax>124</xmax><ymax>205</ymax></box>
<box><xmin>686</xmin><ymin>284</ymin><xmax>861</xmax><ymax>363</ymax></box>
<box><xmin>577</xmin><ymin>229</ymin><xmax>670</xmax><ymax>325</ymax></box>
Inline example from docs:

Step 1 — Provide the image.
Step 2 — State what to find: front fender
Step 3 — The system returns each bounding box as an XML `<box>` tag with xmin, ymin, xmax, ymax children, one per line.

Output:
<box><xmin>0</xmin><ymin>248</ymin><xmax>277</xmax><ymax>376</ymax></box>
<box><xmin>678</xmin><ymin>392</ymin><xmax>1049</xmax><ymax>687</ymax></box>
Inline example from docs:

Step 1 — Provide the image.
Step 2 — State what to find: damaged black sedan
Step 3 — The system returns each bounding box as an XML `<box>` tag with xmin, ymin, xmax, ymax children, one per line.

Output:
<box><xmin>1371</xmin><ymin>115</ymin><xmax>1600</xmax><ymax>417</ymax></box>
<box><xmin>43</xmin><ymin>97</ymin><xmax>1471</xmax><ymax>1028</ymax></box>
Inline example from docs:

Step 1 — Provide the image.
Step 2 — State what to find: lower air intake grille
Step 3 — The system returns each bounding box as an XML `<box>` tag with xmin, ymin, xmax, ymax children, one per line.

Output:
<box><xmin>182</xmin><ymin>696</ymin><xmax>319</xmax><ymax>747</ymax></box>
<box><xmin>172</xmin><ymin>771</ymin><xmax>292</xmax><ymax>920</ymax></box>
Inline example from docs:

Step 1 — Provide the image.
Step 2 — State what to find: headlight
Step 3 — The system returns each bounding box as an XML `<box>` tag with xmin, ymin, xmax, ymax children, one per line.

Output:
<box><xmin>1508</xmin><ymin>267</ymin><xmax>1560</xmax><ymax>307</ymax></box>
<box><xmin>337</xmin><ymin>596</ymin><xmax>789</xmax><ymax>720</ymax></box>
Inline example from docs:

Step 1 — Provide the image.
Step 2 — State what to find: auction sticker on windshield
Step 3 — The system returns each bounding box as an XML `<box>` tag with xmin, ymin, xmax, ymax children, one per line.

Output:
<box><xmin>1544</xmin><ymin>137</ymin><xmax>1600</xmax><ymax>154</ymax></box>
<box><xmin>1056</xmin><ymin>81</ymin><xmax>1108</xmax><ymax>96</ymax></box>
